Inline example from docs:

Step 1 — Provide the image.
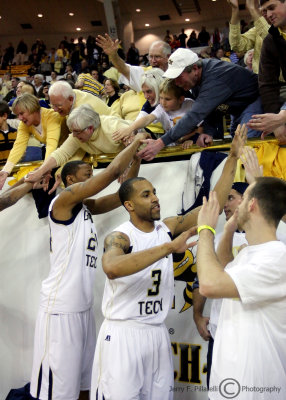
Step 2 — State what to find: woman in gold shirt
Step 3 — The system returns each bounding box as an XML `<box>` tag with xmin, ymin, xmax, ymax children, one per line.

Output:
<box><xmin>0</xmin><ymin>93</ymin><xmax>62</xmax><ymax>189</ymax></box>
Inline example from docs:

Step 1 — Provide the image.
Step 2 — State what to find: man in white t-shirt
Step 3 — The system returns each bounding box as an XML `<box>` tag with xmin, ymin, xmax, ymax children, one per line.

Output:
<box><xmin>196</xmin><ymin>177</ymin><xmax>286</xmax><ymax>400</ymax></box>
<box><xmin>29</xmin><ymin>134</ymin><xmax>146</xmax><ymax>400</ymax></box>
<box><xmin>96</xmin><ymin>34</ymin><xmax>171</xmax><ymax>92</ymax></box>
<box><xmin>193</xmin><ymin>181</ymin><xmax>248</xmax><ymax>387</ymax></box>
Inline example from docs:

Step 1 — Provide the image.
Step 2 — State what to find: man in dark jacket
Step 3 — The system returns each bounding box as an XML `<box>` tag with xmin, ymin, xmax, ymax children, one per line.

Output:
<box><xmin>248</xmin><ymin>0</ymin><xmax>286</xmax><ymax>143</ymax></box>
<box><xmin>258</xmin><ymin>0</ymin><xmax>286</xmax><ymax>113</ymax></box>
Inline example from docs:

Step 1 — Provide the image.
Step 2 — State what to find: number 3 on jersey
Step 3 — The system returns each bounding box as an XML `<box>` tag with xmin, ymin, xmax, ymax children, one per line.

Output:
<box><xmin>148</xmin><ymin>269</ymin><xmax>161</xmax><ymax>296</ymax></box>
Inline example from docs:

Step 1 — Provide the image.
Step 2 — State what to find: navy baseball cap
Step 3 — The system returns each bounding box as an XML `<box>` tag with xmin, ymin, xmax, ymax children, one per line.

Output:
<box><xmin>232</xmin><ymin>182</ymin><xmax>249</xmax><ymax>195</ymax></box>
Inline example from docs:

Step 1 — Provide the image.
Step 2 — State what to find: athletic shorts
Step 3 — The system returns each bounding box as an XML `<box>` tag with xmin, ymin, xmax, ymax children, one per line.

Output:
<box><xmin>90</xmin><ymin>319</ymin><xmax>174</xmax><ymax>400</ymax></box>
<box><xmin>30</xmin><ymin>307</ymin><xmax>96</xmax><ymax>400</ymax></box>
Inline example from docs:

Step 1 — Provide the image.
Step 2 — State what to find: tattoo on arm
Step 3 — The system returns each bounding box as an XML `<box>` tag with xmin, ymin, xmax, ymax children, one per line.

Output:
<box><xmin>177</xmin><ymin>215</ymin><xmax>187</xmax><ymax>224</ymax></box>
<box><xmin>104</xmin><ymin>232</ymin><xmax>130</xmax><ymax>253</ymax></box>
<box><xmin>64</xmin><ymin>186</ymin><xmax>75</xmax><ymax>193</ymax></box>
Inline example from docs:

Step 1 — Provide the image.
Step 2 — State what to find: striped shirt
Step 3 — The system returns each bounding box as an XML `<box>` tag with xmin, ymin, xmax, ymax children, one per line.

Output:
<box><xmin>77</xmin><ymin>73</ymin><xmax>104</xmax><ymax>97</ymax></box>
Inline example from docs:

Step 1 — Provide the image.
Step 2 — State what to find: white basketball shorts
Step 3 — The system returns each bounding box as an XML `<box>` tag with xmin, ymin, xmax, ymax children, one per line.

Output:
<box><xmin>30</xmin><ymin>307</ymin><xmax>96</xmax><ymax>400</ymax></box>
<box><xmin>90</xmin><ymin>319</ymin><xmax>174</xmax><ymax>400</ymax></box>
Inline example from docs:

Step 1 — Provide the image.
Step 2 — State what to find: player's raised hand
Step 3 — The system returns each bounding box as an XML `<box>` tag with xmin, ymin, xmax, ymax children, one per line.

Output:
<box><xmin>230</xmin><ymin>123</ymin><xmax>247</xmax><ymax>158</ymax></box>
<box><xmin>170</xmin><ymin>226</ymin><xmax>197</xmax><ymax>254</ymax></box>
<box><xmin>197</xmin><ymin>191</ymin><xmax>220</xmax><ymax>231</ymax></box>
<box><xmin>240</xmin><ymin>146</ymin><xmax>263</xmax><ymax>184</ymax></box>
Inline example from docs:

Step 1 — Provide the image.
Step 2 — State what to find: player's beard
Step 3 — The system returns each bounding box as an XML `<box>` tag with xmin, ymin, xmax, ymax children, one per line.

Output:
<box><xmin>150</xmin><ymin>205</ymin><xmax>161</xmax><ymax>221</ymax></box>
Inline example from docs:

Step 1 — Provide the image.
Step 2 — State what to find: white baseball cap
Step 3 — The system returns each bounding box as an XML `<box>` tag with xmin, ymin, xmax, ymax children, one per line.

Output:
<box><xmin>163</xmin><ymin>48</ymin><xmax>199</xmax><ymax>79</ymax></box>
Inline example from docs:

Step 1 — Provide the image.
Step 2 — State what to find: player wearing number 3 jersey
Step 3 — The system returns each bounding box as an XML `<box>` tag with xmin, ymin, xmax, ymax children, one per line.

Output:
<box><xmin>90</xmin><ymin>177</ymin><xmax>198</xmax><ymax>400</ymax></box>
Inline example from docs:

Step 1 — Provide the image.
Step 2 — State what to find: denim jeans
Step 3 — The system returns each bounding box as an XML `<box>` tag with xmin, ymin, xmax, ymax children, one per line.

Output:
<box><xmin>230</xmin><ymin>97</ymin><xmax>263</xmax><ymax>138</ymax></box>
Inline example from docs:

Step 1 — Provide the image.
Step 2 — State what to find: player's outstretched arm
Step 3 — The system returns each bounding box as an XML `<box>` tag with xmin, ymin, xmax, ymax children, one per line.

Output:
<box><xmin>0</xmin><ymin>181</ymin><xmax>33</xmax><ymax>212</ymax></box>
<box><xmin>84</xmin><ymin>157</ymin><xmax>141</xmax><ymax>214</ymax></box>
<box><xmin>211</xmin><ymin>123</ymin><xmax>247</xmax><ymax>209</ymax></box>
<box><xmin>197</xmin><ymin>192</ymin><xmax>239</xmax><ymax>299</ymax></box>
<box><xmin>164</xmin><ymin>124</ymin><xmax>247</xmax><ymax>237</ymax></box>
<box><xmin>52</xmin><ymin>134</ymin><xmax>147</xmax><ymax>220</ymax></box>
<box><xmin>102</xmin><ymin>227</ymin><xmax>197</xmax><ymax>279</ymax></box>
<box><xmin>240</xmin><ymin>146</ymin><xmax>263</xmax><ymax>184</ymax></box>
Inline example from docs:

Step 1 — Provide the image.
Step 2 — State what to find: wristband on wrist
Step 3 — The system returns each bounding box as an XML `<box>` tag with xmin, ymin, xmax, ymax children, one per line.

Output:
<box><xmin>197</xmin><ymin>225</ymin><xmax>216</xmax><ymax>235</ymax></box>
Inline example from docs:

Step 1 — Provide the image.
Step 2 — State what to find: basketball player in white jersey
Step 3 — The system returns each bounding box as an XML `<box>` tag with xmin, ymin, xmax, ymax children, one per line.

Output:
<box><xmin>29</xmin><ymin>132</ymin><xmax>147</xmax><ymax>400</ymax></box>
<box><xmin>91</xmin><ymin>125</ymin><xmax>247</xmax><ymax>400</ymax></box>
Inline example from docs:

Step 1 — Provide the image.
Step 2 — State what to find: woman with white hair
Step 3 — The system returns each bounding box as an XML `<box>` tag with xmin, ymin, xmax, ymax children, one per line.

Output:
<box><xmin>25</xmin><ymin>104</ymin><xmax>130</xmax><ymax>185</ymax></box>
<box><xmin>112</xmin><ymin>68</ymin><xmax>165</xmax><ymax>141</ymax></box>
<box><xmin>0</xmin><ymin>93</ymin><xmax>62</xmax><ymax>189</ymax></box>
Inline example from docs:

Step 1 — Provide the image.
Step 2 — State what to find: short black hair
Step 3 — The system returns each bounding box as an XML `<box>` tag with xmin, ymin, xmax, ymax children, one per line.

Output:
<box><xmin>119</xmin><ymin>177</ymin><xmax>147</xmax><ymax>205</ymax></box>
<box><xmin>0</xmin><ymin>100</ymin><xmax>10</xmax><ymax>117</ymax></box>
<box><xmin>61</xmin><ymin>160</ymin><xmax>88</xmax><ymax>187</ymax></box>
<box><xmin>248</xmin><ymin>177</ymin><xmax>286</xmax><ymax>227</ymax></box>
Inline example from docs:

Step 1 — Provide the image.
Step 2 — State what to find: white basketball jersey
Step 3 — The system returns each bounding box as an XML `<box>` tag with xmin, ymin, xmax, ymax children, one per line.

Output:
<box><xmin>102</xmin><ymin>220</ymin><xmax>174</xmax><ymax>324</ymax></box>
<box><xmin>40</xmin><ymin>196</ymin><xmax>98</xmax><ymax>313</ymax></box>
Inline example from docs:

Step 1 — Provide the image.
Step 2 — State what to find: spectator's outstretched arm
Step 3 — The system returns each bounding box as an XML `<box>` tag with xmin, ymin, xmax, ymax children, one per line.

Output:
<box><xmin>247</xmin><ymin>109</ymin><xmax>286</xmax><ymax>135</ymax></box>
<box><xmin>228</xmin><ymin>0</ymin><xmax>267</xmax><ymax>54</ymax></box>
<box><xmin>228</xmin><ymin>0</ymin><xmax>240</xmax><ymax>25</ymax></box>
<box><xmin>273</xmin><ymin>125</ymin><xmax>286</xmax><ymax>144</ymax></box>
<box><xmin>112</xmin><ymin>114</ymin><xmax>155</xmax><ymax>142</ymax></box>
<box><xmin>246</xmin><ymin>0</ymin><xmax>263</xmax><ymax>22</ymax></box>
<box><xmin>96</xmin><ymin>34</ymin><xmax>130</xmax><ymax>81</ymax></box>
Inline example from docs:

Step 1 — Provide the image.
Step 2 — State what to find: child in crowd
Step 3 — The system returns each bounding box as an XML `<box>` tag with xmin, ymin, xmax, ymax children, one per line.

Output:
<box><xmin>112</xmin><ymin>79</ymin><xmax>201</xmax><ymax>148</ymax></box>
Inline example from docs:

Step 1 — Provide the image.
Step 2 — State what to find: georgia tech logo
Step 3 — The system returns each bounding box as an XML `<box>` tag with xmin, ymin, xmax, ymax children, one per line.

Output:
<box><xmin>168</xmin><ymin>59</ymin><xmax>173</xmax><ymax>65</ymax></box>
<box><xmin>173</xmin><ymin>248</ymin><xmax>197</xmax><ymax>312</ymax></box>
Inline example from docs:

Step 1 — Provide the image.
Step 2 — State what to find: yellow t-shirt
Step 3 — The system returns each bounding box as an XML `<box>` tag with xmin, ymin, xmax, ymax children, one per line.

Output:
<box><xmin>278</xmin><ymin>27</ymin><xmax>286</xmax><ymax>40</ymax></box>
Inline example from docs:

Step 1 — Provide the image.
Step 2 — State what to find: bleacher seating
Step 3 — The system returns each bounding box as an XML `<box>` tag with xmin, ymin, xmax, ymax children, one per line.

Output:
<box><xmin>0</xmin><ymin>64</ymin><xmax>31</xmax><ymax>78</ymax></box>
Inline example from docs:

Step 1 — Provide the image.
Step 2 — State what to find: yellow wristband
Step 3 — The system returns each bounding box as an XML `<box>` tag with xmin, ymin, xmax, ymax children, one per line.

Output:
<box><xmin>197</xmin><ymin>225</ymin><xmax>216</xmax><ymax>235</ymax></box>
